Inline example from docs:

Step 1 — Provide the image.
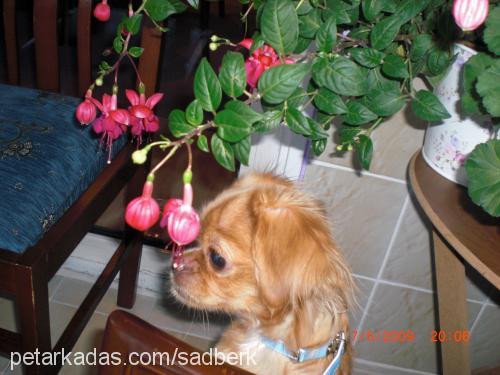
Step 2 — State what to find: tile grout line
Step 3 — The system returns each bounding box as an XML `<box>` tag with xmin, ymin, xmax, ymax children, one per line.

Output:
<box><xmin>470</xmin><ymin>298</ymin><xmax>489</xmax><ymax>333</ymax></box>
<box><xmin>353</xmin><ymin>273</ymin><xmax>486</xmax><ymax>305</ymax></box>
<box><xmin>353</xmin><ymin>196</ymin><xmax>410</xmax><ymax>346</ymax></box>
<box><xmin>354</xmin><ymin>358</ymin><xmax>437</xmax><ymax>375</ymax></box>
<box><xmin>310</xmin><ymin>159</ymin><xmax>407</xmax><ymax>185</ymax></box>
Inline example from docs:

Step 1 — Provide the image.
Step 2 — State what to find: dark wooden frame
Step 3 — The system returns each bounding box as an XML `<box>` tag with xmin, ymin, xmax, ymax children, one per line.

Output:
<box><xmin>0</xmin><ymin>1</ymin><xmax>163</xmax><ymax>373</ymax></box>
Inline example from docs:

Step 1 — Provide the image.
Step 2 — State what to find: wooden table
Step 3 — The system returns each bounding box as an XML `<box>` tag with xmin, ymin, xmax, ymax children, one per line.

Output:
<box><xmin>409</xmin><ymin>151</ymin><xmax>500</xmax><ymax>375</ymax></box>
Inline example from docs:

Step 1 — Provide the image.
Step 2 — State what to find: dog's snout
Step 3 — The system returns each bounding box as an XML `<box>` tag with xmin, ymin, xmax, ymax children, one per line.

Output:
<box><xmin>171</xmin><ymin>251</ymin><xmax>199</xmax><ymax>273</ymax></box>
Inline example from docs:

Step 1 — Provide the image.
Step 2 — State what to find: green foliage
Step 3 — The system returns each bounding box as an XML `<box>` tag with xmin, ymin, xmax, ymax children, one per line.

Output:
<box><xmin>194</xmin><ymin>58</ymin><xmax>222</xmax><ymax>113</ymax></box>
<box><xmin>168</xmin><ymin>110</ymin><xmax>194</xmax><ymax>138</ymax></box>
<box><xmin>484</xmin><ymin>6</ymin><xmax>500</xmax><ymax>55</ymax></box>
<box><xmin>465</xmin><ymin>140</ymin><xmax>500</xmax><ymax>217</ymax></box>
<box><xmin>186</xmin><ymin>100</ymin><xmax>203</xmax><ymax>126</ymax></box>
<box><xmin>411</xmin><ymin>90</ymin><xmax>450</xmax><ymax>121</ymax></box>
<box><xmin>211</xmin><ymin>134</ymin><xmax>235</xmax><ymax>171</ymax></box>
<box><xmin>258</xmin><ymin>63</ymin><xmax>310</xmax><ymax>103</ymax></box>
<box><xmin>261</xmin><ymin>0</ymin><xmax>299</xmax><ymax>56</ymax></box>
<box><xmin>145</xmin><ymin>0</ymin><xmax>186</xmax><ymax>21</ymax></box>
<box><xmin>476</xmin><ymin>62</ymin><xmax>500</xmax><ymax>117</ymax></box>
<box><xmin>219</xmin><ymin>52</ymin><xmax>247</xmax><ymax>99</ymax></box>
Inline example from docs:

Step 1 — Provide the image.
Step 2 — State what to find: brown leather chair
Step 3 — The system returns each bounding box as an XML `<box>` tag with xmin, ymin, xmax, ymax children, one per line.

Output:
<box><xmin>99</xmin><ymin>310</ymin><xmax>253</xmax><ymax>374</ymax></box>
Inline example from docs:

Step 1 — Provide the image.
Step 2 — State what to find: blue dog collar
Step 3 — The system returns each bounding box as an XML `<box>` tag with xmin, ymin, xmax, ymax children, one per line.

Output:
<box><xmin>260</xmin><ymin>331</ymin><xmax>346</xmax><ymax>375</ymax></box>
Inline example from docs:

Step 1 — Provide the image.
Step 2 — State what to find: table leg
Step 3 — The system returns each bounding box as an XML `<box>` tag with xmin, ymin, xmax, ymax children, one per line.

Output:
<box><xmin>433</xmin><ymin>231</ymin><xmax>470</xmax><ymax>375</ymax></box>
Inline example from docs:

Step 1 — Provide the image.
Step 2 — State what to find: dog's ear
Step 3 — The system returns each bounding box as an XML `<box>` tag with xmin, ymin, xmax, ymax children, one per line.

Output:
<box><xmin>249</xmin><ymin>184</ymin><xmax>353</xmax><ymax>320</ymax></box>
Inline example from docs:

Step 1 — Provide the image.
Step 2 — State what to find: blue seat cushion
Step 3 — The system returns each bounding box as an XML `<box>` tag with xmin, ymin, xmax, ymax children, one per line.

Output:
<box><xmin>0</xmin><ymin>84</ymin><xmax>126</xmax><ymax>253</ymax></box>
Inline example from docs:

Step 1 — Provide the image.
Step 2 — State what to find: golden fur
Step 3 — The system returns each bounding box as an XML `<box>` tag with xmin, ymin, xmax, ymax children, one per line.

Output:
<box><xmin>170</xmin><ymin>173</ymin><xmax>354</xmax><ymax>374</ymax></box>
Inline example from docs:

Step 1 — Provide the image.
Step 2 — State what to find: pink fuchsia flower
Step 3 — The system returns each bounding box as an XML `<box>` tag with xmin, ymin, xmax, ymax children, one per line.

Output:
<box><xmin>125</xmin><ymin>176</ymin><xmax>160</xmax><ymax>231</ymax></box>
<box><xmin>167</xmin><ymin>171</ymin><xmax>200</xmax><ymax>246</ymax></box>
<box><xmin>452</xmin><ymin>0</ymin><xmax>489</xmax><ymax>31</ymax></box>
<box><xmin>159</xmin><ymin>198</ymin><xmax>183</xmax><ymax>228</ymax></box>
<box><xmin>89</xmin><ymin>93</ymin><xmax>130</xmax><ymax>162</ymax></box>
<box><xmin>239</xmin><ymin>38</ymin><xmax>294</xmax><ymax>89</ymax></box>
<box><xmin>94</xmin><ymin>0</ymin><xmax>110</xmax><ymax>22</ymax></box>
<box><xmin>126</xmin><ymin>89</ymin><xmax>163</xmax><ymax>144</ymax></box>
<box><xmin>75</xmin><ymin>90</ymin><xmax>96</xmax><ymax>125</ymax></box>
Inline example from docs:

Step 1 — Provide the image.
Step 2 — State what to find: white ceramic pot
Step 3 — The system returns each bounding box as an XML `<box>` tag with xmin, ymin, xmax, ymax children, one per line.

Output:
<box><xmin>422</xmin><ymin>43</ymin><xmax>497</xmax><ymax>186</ymax></box>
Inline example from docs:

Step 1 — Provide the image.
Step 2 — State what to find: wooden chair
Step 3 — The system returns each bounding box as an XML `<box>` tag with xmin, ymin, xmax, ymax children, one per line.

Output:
<box><xmin>0</xmin><ymin>1</ymin><xmax>162</xmax><ymax>373</ymax></box>
<box><xmin>99</xmin><ymin>310</ymin><xmax>253</xmax><ymax>374</ymax></box>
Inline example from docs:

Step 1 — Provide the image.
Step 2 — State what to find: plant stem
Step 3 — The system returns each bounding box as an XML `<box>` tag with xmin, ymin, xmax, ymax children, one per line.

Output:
<box><xmin>150</xmin><ymin>145</ymin><xmax>180</xmax><ymax>175</ymax></box>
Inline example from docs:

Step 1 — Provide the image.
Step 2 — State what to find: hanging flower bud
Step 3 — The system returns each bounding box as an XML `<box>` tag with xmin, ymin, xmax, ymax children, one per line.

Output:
<box><xmin>76</xmin><ymin>100</ymin><xmax>96</xmax><ymax>125</ymax></box>
<box><xmin>167</xmin><ymin>170</ymin><xmax>200</xmax><ymax>245</ymax></box>
<box><xmin>94</xmin><ymin>0</ymin><xmax>111</xmax><ymax>22</ymax></box>
<box><xmin>452</xmin><ymin>0</ymin><xmax>489</xmax><ymax>31</ymax></box>
<box><xmin>160</xmin><ymin>198</ymin><xmax>183</xmax><ymax>228</ymax></box>
<box><xmin>125</xmin><ymin>175</ymin><xmax>160</xmax><ymax>231</ymax></box>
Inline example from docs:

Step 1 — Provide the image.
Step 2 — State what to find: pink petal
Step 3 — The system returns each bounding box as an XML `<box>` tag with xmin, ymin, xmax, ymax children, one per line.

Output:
<box><xmin>110</xmin><ymin>109</ymin><xmax>130</xmax><ymax>125</ymax></box>
<box><xmin>145</xmin><ymin>93</ymin><xmax>164</xmax><ymax>109</ymax></box>
<box><xmin>239</xmin><ymin>38</ymin><xmax>253</xmax><ymax>50</ymax></box>
<box><xmin>245</xmin><ymin>58</ymin><xmax>265</xmax><ymax>89</ymax></box>
<box><xmin>102</xmin><ymin>94</ymin><xmax>112</xmax><ymax>112</ymax></box>
<box><xmin>92</xmin><ymin>116</ymin><xmax>104</xmax><ymax>133</ymax></box>
<box><xmin>126</xmin><ymin>89</ymin><xmax>140</xmax><ymax>106</ymax></box>
<box><xmin>160</xmin><ymin>198</ymin><xmax>183</xmax><ymax>228</ymax></box>
<box><xmin>130</xmin><ymin>104</ymin><xmax>153</xmax><ymax>119</ymax></box>
<box><xmin>144</xmin><ymin>116</ymin><xmax>159</xmax><ymax>133</ymax></box>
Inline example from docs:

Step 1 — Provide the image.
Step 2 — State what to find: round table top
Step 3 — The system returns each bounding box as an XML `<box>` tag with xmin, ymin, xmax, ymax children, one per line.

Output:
<box><xmin>409</xmin><ymin>151</ymin><xmax>500</xmax><ymax>289</ymax></box>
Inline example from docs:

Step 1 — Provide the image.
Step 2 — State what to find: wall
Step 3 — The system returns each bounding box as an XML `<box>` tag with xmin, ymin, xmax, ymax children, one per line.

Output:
<box><xmin>300</xmin><ymin>83</ymin><xmax>500</xmax><ymax>374</ymax></box>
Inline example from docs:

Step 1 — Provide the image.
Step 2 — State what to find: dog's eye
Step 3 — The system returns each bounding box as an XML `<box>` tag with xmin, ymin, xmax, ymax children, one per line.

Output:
<box><xmin>209</xmin><ymin>248</ymin><xmax>226</xmax><ymax>270</ymax></box>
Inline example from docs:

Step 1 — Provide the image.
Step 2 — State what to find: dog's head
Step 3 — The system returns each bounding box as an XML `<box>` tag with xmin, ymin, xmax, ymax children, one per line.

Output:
<box><xmin>170</xmin><ymin>173</ymin><xmax>353</xmax><ymax>324</ymax></box>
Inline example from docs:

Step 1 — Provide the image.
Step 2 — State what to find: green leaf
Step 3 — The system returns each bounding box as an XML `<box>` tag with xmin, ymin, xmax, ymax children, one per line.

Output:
<box><xmin>299</xmin><ymin>9</ymin><xmax>322</xmax><ymax>39</ymax></box>
<box><xmin>186</xmin><ymin>100</ymin><xmax>203</xmax><ymax>126</ymax></box>
<box><xmin>382</xmin><ymin>54</ymin><xmax>409</xmax><ymax>78</ymax></box>
<box><xmin>285</xmin><ymin>108</ymin><xmax>312</xmax><ymax>135</ymax></box>
<box><xmin>258</xmin><ymin>63</ymin><xmax>310</xmax><ymax>104</ymax></box>
<box><xmin>219</xmin><ymin>52</ymin><xmax>247</xmax><ymax>99</ymax></box>
<box><xmin>125</xmin><ymin>14</ymin><xmax>143</xmax><ymax>35</ymax></box>
<box><xmin>197</xmin><ymin>134</ymin><xmax>209</xmax><ymax>152</ymax></box>
<box><xmin>168</xmin><ymin>109</ymin><xmax>195</xmax><ymax>138</ymax></box>
<box><xmin>113</xmin><ymin>37</ymin><xmax>123</xmax><ymax>54</ymax></box>
<box><xmin>287</xmin><ymin>87</ymin><xmax>309</xmax><ymax>108</ymax></box>
<box><xmin>215</xmin><ymin>110</ymin><xmax>251</xmax><ymax>142</ymax></box>
<box><xmin>294</xmin><ymin>36</ymin><xmax>312</xmax><ymax>54</ymax></box>
<box><xmin>343</xmin><ymin>101</ymin><xmax>378</xmax><ymax>125</ymax></box>
<box><xmin>484</xmin><ymin>6</ymin><xmax>500</xmax><ymax>55</ymax></box>
<box><xmin>186</xmin><ymin>0</ymin><xmax>199</xmax><ymax>9</ymax></box>
<box><xmin>307</xmin><ymin>117</ymin><xmax>329</xmax><ymax>139</ymax></box>
<box><xmin>316</xmin><ymin>16</ymin><xmax>337</xmax><ymax>53</ymax></box>
<box><xmin>350</xmin><ymin>48</ymin><xmax>385</xmax><ymax>68</ymax></box>
<box><xmin>295</xmin><ymin>0</ymin><xmax>313</xmax><ymax>15</ymax></box>
<box><xmin>362</xmin><ymin>0</ymin><xmax>383</xmax><ymax>21</ymax></box>
<box><xmin>314</xmin><ymin>87</ymin><xmax>347</xmax><ymax>114</ymax></box>
<box><xmin>339</xmin><ymin>126</ymin><xmax>361</xmax><ymax>143</ymax></box>
<box><xmin>315</xmin><ymin>111</ymin><xmax>335</xmax><ymax>129</ymax></box>
<box><xmin>427</xmin><ymin>48</ymin><xmax>451</xmax><ymax>76</ymax></box>
<box><xmin>394</xmin><ymin>0</ymin><xmax>429</xmax><ymax>23</ymax></box>
<box><xmin>225</xmin><ymin>100</ymin><xmax>263</xmax><ymax>125</ymax></box>
<box><xmin>232</xmin><ymin>136</ymin><xmax>251</xmax><ymax>165</ymax></box>
<box><xmin>261</xmin><ymin>0</ymin><xmax>299</xmax><ymax>56</ymax></box>
<box><xmin>366</xmin><ymin>67</ymin><xmax>394</xmax><ymax>91</ymax></box>
<box><xmin>410</xmin><ymin>34</ymin><xmax>432</xmax><ymax>61</ymax></box>
<box><xmin>465</xmin><ymin>140</ymin><xmax>500</xmax><ymax>217</ymax></box>
<box><xmin>211</xmin><ymin>134</ymin><xmax>235</xmax><ymax>171</ymax></box>
<box><xmin>145</xmin><ymin>0</ymin><xmax>186</xmax><ymax>21</ymax></box>
<box><xmin>411</xmin><ymin>90</ymin><xmax>451</xmax><ymax>121</ymax></box>
<box><xmin>381</xmin><ymin>0</ymin><xmax>398</xmax><ymax>12</ymax></box>
<box><xmin>312</xmin><ymin>56</ymin><xmax>369</xmax><ymax>96</ymax></box>
<box><xmin>363</xmin><ymin>86</ymin><xmax>406</xmax><ymax>116</ymax></box>
<box><xmin>250</xmin><ymin>33</ymin><xmax>266</xmax><ymax>54</ymax></box>
<box><xmin>476</xmin><ymin>63</ymin><xmax>500</xmax><ymax>117</ymax></box>
<box><xmin>323</xmin><ymin>0</ymin><xmax>351</xmax><ymax>24</ymax></box>
<box><xmin>312</xmin><ymin>138</ymin><xmax>327</xmax><ymax>156</ymax></box>
<box><xmin>128</xmin><ymin>47</ymin><xmax>144</xmax><ymax>58</ymax></box>
<box><xmin>356</xmin><ymin>134</ymin><xmax>373</xmax><ymax>170</ymax></box>
<box><xmin>370</xmin><ymin>15</ymin><xmax>401</xmax><ymax>50</ymax></box>
<box><xmin>462</xmin><ymin>53</ymin><xmax>494</xmax><ymax>114</ymax></box>
<box><xmin>194</xmin><ymin>58</ymin><xmax>222</xmax><ymax>113</ymax></box>
<box><xmin>254</xmin><ymin>110</ymin><xmax>283</xmax><ymax>132</ymax></box>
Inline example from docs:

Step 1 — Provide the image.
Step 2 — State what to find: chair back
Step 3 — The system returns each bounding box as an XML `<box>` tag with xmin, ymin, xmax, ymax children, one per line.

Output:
<box><xmin>100</xmin><ymin>310</ymin><xmax>253</xmax><ymax>375</ymax></box>
<box><xmin>3</xmin><ymin>0</ymin><xmax>162</xmax><ymax>96</ymax></box>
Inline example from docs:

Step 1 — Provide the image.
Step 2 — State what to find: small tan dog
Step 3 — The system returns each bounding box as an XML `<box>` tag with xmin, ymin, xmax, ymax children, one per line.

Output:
<box><xmin>170</xmin><ymin>173</ymin><xmax>354</xmax><ymax>374</ymax></box>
